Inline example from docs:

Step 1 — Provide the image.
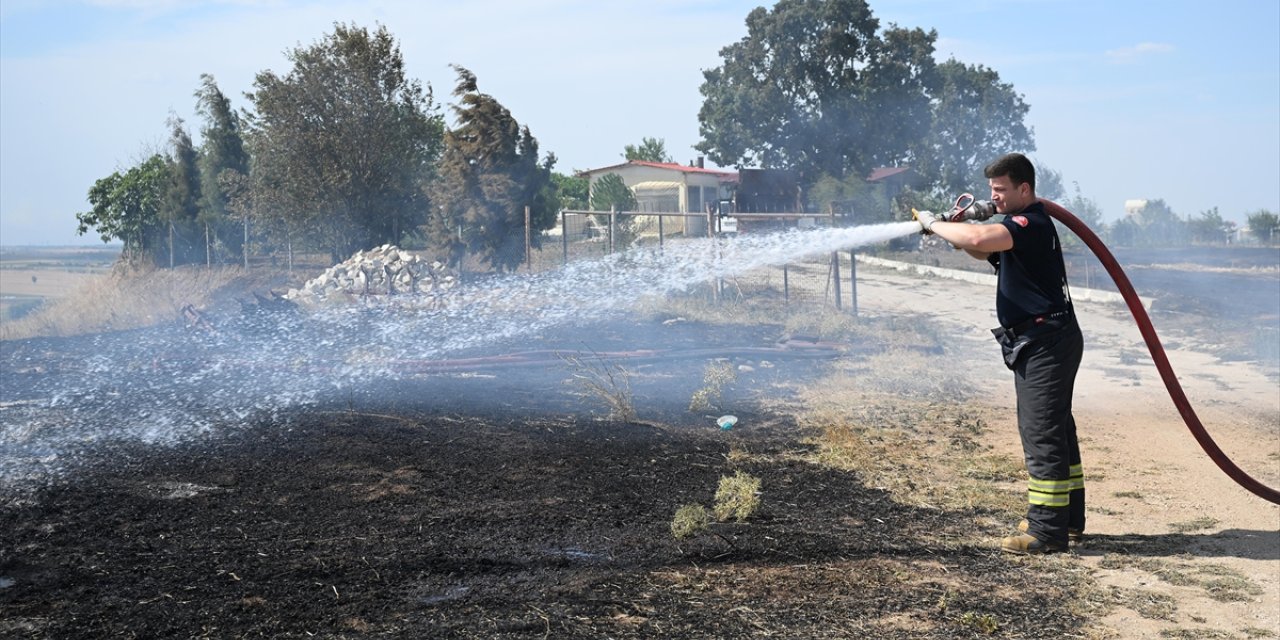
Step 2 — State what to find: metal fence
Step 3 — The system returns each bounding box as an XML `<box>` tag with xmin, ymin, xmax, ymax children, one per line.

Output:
<box><xmin>524</xmin><ymin>209</ymin><xmax>868</xmax><ymax>314</ymax></box>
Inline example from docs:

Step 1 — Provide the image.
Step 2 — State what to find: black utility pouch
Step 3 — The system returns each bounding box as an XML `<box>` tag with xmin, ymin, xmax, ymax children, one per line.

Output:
<box><xmin>992</xmin><ymin>327</ymin><xmax>1029</xmax><ymax>370</ymax></box>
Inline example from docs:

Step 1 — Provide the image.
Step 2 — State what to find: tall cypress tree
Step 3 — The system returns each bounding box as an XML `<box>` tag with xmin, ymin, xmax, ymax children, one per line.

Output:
<box><xmin>429</xmin><ymin>66</ymin><xmax>554</xmax><ymax>271</ymax></box>
<box><xmin>163</xmin><ymin>115</ymin><xmax>204</xmax><ymax>266</ymax></box>
<box><xmin>194</xmin><ymin>74</ymin><xmax>250</xmax><ymax>263</ymax></box>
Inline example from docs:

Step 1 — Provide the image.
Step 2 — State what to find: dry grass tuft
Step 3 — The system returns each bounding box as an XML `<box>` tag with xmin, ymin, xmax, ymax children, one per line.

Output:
<box><xmin>560</xmin><ymin>351</ymin><xmax>636</xmax><ymax>422</ymax></box>
<box><xmin>1</xmin><ymin>264</ymin><xmax>282</xmax><ymax>341</ymax></box>
<box><xmin>671</xmin><ymin>503</ymin><xmax>711</xmax><ymax>539</ymax></box>
<box><xmin>713</xmin><ymin>470</ymin><xmax>761</xmax><ymax>522</ymax></box>
<box><xmin>689</xmin><ymin>361</ymin><xmax>736</xmax><ymax>412</ymax></box>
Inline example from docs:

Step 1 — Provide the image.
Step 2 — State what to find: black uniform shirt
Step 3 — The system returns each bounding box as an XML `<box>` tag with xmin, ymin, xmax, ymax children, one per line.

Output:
<box><xmin>986</xmin><ymin>201</ymin><xmax>1072</xmax><ymax>329</ymax></box>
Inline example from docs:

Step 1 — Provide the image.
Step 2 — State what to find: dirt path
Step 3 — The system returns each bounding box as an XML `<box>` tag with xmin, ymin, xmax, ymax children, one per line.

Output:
<box><xmin>852</xmin><ymin>259</ymin><xmax>1280</xmax><ymax>638</ymax></box>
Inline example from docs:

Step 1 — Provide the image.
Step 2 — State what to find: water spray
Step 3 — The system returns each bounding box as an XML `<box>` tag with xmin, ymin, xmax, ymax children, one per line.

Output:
<box><xmin>916</xmin><ymin>197</ymin><xmax>1280</xmax><ymax>505</ymax></box>
<box><xmin>1</xmin><ymin>221</ymin><xmax>923</xmax><ymax>492</ymax></box>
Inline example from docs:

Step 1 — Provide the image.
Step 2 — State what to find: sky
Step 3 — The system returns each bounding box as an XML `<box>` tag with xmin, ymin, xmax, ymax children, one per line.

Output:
<box><xmin>2</xmin><ymin>0</ymin><xmax>1278</xmax><ymax>246</ymax></box>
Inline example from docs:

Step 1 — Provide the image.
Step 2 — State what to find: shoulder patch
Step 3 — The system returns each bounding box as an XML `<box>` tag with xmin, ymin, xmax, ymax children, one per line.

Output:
<box><xmin>1011</xmin><ymin>215</ymin><xmax>1029</xmax><ymax>228</ymax></box>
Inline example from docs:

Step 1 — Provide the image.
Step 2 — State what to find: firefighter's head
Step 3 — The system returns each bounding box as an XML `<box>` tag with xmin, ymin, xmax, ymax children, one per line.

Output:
<box><xmin>984</xmin><ymin>153</ymin><xmax>1036</xmax><ymax>215</ymax></box>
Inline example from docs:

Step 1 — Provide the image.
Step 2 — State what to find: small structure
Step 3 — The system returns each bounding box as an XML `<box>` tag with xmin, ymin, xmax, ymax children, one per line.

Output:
<box><xmin>866</xmin><ymin>166</ymin><xmax>919</xmax><ymax>201</ymax></box>
<box><xmin>1124</xmin><ymin>199</ymin><xmax>1149</xmax><ymax>221</ymax></box>
<box><xmin>577</xmin><ymin>159</ymin><xmax>737</xmax><ymax>236</ymax></box>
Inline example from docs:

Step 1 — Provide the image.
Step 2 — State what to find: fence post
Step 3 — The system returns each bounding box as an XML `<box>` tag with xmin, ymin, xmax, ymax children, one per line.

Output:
<box><xmin>829</xmin><ymin>206</ymin><xmax>841</xmax><ymax>310</ymax></box>
<box><xmin>609</xmin><ymin>206</ymin><xmax>616</xmax><ymax>255</ymax></box>
<box><xmin>831</xmin><ymin>251</ymin><xmax>842</xmax><ymax>310</ymax></box>
<box><xmin>561</xmin><ymin>210</ymin><xmax>568</xmax><ymax>265</ymax></box>
<box><xmin>658</xmin><ymin>213</ymin><xmax>664</xmax><ymax>250</ymax></box>
<box><xmin>849</xmin><ymin>249</ymin><xmax>858</xmax><ymax>316</ymax></box>
<box><xmin>708</xmin><ymin>208</ymin><xmax>720</xmax><ymax>303</ymax></box>
<box><xmin>783</xmin><ymin>264</ymin><xmax>790</xmax><ymax>305</ymax></box>
<box><xmin>525</xmin><ymin>205</ymin><xmax>532</xmax><ymax>271</ymax></box>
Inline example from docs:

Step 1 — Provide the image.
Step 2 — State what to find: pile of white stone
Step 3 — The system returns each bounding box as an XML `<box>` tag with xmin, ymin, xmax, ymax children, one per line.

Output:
<box><xmin>284</xmin><ymin>244</ymin><xmax>457</xmax><ymax>306</ymax></box>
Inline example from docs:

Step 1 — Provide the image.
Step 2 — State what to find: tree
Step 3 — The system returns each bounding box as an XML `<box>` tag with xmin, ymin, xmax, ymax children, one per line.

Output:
<box><xmin>806</xmin><ymin>172</ymin><xmax>891</xmax><ymax>224</ymax></box>
<box><xmin>623</xmin><ymin>137</ymin><xmax>673</xmax><ymax>163</ymax></box>
<box><xmin>194</xmin><ymin>74</ymin><xmax>250</xmax><ymax>263</ymax></box>
<box><xmin>589</xmin><ymin>173</ymin><xmax>637</xmax><ymax>212</ymax></box>
<box><xmin>588</xmin><ymin>173</ymin><xmax>639</xmax><ymax>247</ymax></box>
<box><xmin>1035</xmin><ymin>165</ymin><xmax>1066</xmax><ymax>203</ymax></box>
<box><xmin>245</xmin><ymin>23</ymin><xmax>445</xmax><ymax>259</ymax></box>
<box><xmin>162</xmin><ymin>115</ymin><xmax>204</xmax><ymax>267</ymax></box>
<box><xmin>76</xmin><ymin>155</ymin><xmax>170</xmax><ymax>263</ymax></box>
<box><xmin>696</xmin><ymin>0</ymin><xmax>936</xmax><ymax>181</ymax></box>
<box><xmin>552</xmin><ymin>172</ymin><xmax>589</xmax><ymax>211</ymax></box>
<box><xmin>429</xmin><ymin>66</ymin><xmax>556</xmax><ymax>271</ymax></box>
<box><xmin>1246</xmin><ymin>209</ymin><xmax>1279</xmax><ymax>244</ymax></box>
<box><xmin>921</xmin><ymin>59</ymin><xmax>1035</xmax><ymax>194</ymax></box>
<box><xmin>695</xmin><ymin>0</ymin><xmax>1034</xmax><ymax>193</ymax></box>
<box><xmin>1106</xmin><ymin>216</ymin><xmax>1140</xmax><ymax>247</ymax></box>
<box><xmin>1138</xmin><ymin>199</ymin><xmax>1188</xmax><ymax>247</ymax></box>
<box><xmin>1056</xmin><ymin>181</ymin><xmax>1104</xmax><ymax>247</ymax></box>
<box><xmin>1188</xmin><ymin>207</ymin><xmax>1228</xmax><ymax>245</ymax></box>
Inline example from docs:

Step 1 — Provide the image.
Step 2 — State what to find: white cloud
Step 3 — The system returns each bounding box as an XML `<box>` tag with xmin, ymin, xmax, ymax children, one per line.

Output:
<box><xmin>1105</xmin><ymin>42</ymin><xmax>1174</xmax><ymax>64</ymax></box>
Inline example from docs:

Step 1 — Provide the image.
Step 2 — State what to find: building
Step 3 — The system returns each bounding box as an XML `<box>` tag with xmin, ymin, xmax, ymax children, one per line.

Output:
<box><xmin>576</xmin><ymin>159</ymin><xmax>738</xmax><ymax>236</ymax></box>
<box><xmin>865</xmin><ymin>166</ymin><xmax>919</xmax><ymax>201</ymax></box>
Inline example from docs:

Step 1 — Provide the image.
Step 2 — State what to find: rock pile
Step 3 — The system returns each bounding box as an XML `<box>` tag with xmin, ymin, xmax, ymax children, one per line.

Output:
<box><xmin>285</xmin><ymin>245</ymin><xmax>457</xmax><ymax>306</ymax></box>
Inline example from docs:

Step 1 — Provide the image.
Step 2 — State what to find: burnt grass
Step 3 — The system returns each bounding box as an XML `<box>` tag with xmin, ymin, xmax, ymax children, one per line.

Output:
<box><xmin>1</xmin><ymin>318</ymin><xmax>1086</xmax><ymax>639</ymax></box>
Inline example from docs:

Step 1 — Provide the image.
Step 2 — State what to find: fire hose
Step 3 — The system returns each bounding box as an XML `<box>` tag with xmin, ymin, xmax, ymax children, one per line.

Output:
<box><xmin>931</xmin><ymin>197</ymin><xmax>1280</xmax><ymax>505</ymax></box>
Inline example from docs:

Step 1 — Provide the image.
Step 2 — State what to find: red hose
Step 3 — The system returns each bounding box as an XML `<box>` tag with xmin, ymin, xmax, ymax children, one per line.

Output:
<box><xmin>1040</xmin><ymin>199</ymin><xmax>1280</xmax><ymax>505</ymax></box>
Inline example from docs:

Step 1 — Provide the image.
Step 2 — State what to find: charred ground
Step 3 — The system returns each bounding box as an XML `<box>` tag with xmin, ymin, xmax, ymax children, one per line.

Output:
<box><xmin>2</xmin><ymin>315</ymin><xmax>1083</xmax><ymax>639</ymax></box>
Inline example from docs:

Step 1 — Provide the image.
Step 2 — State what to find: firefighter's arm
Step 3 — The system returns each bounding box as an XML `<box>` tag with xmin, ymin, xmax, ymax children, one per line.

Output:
<box><xmin>930</xmin><ymin>220</ymin><xmax>1013</xmax><ymax>256</ymax></box>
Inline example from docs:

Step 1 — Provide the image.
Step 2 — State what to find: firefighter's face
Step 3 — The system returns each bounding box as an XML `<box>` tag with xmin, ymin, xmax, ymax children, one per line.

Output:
<box><xmin>988</xmin><ymin>175</ymin><xmax>1033</xmax><ymax>214</ymax></box>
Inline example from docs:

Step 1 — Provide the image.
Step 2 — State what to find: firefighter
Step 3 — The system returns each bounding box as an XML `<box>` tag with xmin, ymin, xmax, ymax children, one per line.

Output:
<box><xmin>915</xmin><ymin>153</ymin><xmax>1084</xmax><ymax>554</ymax></box>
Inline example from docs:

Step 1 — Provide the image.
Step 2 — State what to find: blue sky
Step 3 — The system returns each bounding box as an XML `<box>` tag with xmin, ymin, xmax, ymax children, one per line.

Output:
<box><xmin>2</xmin><ymin>0</ymin><xmax>1277</xmax><ymax>246</ymax></box>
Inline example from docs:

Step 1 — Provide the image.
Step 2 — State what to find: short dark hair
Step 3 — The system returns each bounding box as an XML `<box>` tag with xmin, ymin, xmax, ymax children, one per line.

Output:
<box><xmin>984</xmin><ymin>153</ymin><xmax>1036</xmax><ymax>192</ymax></box>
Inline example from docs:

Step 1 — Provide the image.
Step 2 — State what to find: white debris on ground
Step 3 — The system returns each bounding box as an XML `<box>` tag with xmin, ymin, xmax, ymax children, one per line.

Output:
<box><xmin>284</xmin><ymin>244</ymin><xmax>458</xmax><ymax>307</ymax></box>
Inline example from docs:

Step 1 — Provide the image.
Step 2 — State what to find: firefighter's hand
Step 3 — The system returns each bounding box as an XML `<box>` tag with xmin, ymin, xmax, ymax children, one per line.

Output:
<box><xmin>913</xmin><ymin>209</ymin><xmax>940</xmax><ymax>235</ymax></box>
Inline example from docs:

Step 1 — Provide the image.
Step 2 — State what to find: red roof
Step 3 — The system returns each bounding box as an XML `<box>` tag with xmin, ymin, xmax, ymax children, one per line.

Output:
<box><xmin>866</xmin><ymin>166</ymin><xmax>913</xmax><ymax>182</ymax></box>
<box><xmin>579</xmin><ymin>160</ymin><xmax>737</xmax><ymax>180</ymax></box>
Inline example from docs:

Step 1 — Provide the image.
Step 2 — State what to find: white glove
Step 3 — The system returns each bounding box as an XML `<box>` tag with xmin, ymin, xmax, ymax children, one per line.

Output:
<box><xmin>913</xmin><ymin>209</ymin><xmax>940</xmax><ymax>235</ymax></box>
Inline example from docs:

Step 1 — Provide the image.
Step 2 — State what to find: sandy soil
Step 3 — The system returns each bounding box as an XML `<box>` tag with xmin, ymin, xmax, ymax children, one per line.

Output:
<box><xmin>851</xmin><ymin>259</ymin><xmax>1280</xmax><ymax>638</ymax></box>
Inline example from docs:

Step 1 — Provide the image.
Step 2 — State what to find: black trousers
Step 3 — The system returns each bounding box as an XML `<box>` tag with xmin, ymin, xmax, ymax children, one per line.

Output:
<box><xmin>999</xmin><ymin>322</ymin><xmax>1085</xmax><ymax>545</ymax></box>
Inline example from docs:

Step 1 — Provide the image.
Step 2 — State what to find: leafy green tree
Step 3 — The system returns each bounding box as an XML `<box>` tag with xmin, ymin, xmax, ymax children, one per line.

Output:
<box><xmin>1054</xmin><ymin>181</ymin><xmax>1104</xmax><ymax>247</ymax></box>
<box><xmin>1138</xmin><ymin>198</ymin><xmax>1188</xmax><ymax>247</ymax></box>
<box><xmin>922</xmin><ymin>59</ymin><xmax>1035</xmax><ymax>194</ymax></box>
<box><xmin>194</xmin><ymin>73</ymin><xmax>250</xmax><ymax>263</ymax></box>
<box><xmin>429</xmin><ymin>66</ymin><xmax>556</xmax><ymax>271</ymax></box>
<box><xmin>162</xmin><ymin>115</ymin><xmax>204</xmax><ymax>267</ymax></box>
<box><xmin>1246</xmin><ymin>209</ymin><xmax>1279</xmax><ymax>244</ymax></box>
<box><xmin>1187</xmin><ymin>207</ymin><xmax>1228</xmax><ymax>244</ymax></box>
<box><xmin>623</xmin><ymin>137</ymin><xmax>673</xmax><ymax>163</ymax></box>
<box><xmin>552</xmin><ymin>171</ymin><xmax>589</xmax><ymax>211</ymax></box>
<box><xmin>588</xmin><ymin>173</ymin><xmax>636</xmax><ymax>212</ymax></box>
<box><xmin>1035</xmin><ymin>164</ymin><xmax>1066</xmax><ymax>202</ymax></box>
<box><xmin>696</xmin><ymin>0</ymin><xmax>1034</xmax><ymax>195</ymax></box>
<box><xmin>806</xmin><ymin>172</ymin><xmax>891</xmax><ymax>224</ymax></box>
<box><xmin>1106</xmin><ymin>216</ymin><xmax>1140</xmax><ymax>247</ymax></box>
<box><xmin>696</xmin><ymin>0</ymin><xmax>938</xmax><ymax>182</ymax></box>
<box><xmin>588</xmin><ymin>173</ymin><xmax>638</xmax><ymax>247</ymax></box>
<box><xmin>245</xmin><ymin>23</ymin><xmax>445</xmax><ymax>259</ymax></box>
<box><xmin>76</xmin><ymin>155</ymin><xmax>170</xmax><ymax>263</ymax></box>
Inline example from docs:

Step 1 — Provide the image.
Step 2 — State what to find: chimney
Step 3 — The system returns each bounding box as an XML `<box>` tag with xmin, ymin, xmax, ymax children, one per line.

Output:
<box><xmin>696</xmin><ymin>156</ymin><xmax>705</xmax><ymax>169</ymax></box>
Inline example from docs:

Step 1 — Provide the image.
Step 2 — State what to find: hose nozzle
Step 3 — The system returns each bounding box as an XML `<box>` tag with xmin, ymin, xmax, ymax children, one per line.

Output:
<box><xmin>949</xmin><ymin>193</ymin><xmax>997</xmax><ymax>222</ymax></box>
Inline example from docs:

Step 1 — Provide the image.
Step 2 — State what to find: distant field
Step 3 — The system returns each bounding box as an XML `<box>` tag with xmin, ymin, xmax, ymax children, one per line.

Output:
<box><xmin>0</xmin><ymin>245</ymin><xmax>120</xmax><ymax>320</ymax></box>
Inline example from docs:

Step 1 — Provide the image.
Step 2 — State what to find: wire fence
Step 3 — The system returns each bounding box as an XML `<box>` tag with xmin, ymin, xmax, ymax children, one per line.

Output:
<box><xmin>522</xmin><ymin>209</ymin><xmax>869</xmax><ymax>314</ymax></box>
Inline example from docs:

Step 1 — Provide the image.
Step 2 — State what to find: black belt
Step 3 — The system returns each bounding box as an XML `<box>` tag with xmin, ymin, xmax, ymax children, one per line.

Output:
<box><xmin>1001</xmin><ymin>310</ymin><xmax>1072</xmax><ymax>338</ymax></box>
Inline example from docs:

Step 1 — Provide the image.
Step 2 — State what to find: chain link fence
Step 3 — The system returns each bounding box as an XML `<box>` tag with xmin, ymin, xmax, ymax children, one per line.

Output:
<box><xmin>522</xmin><ymin>209</ymin><xmax>871</xmax><ymax>314</ymax></box>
